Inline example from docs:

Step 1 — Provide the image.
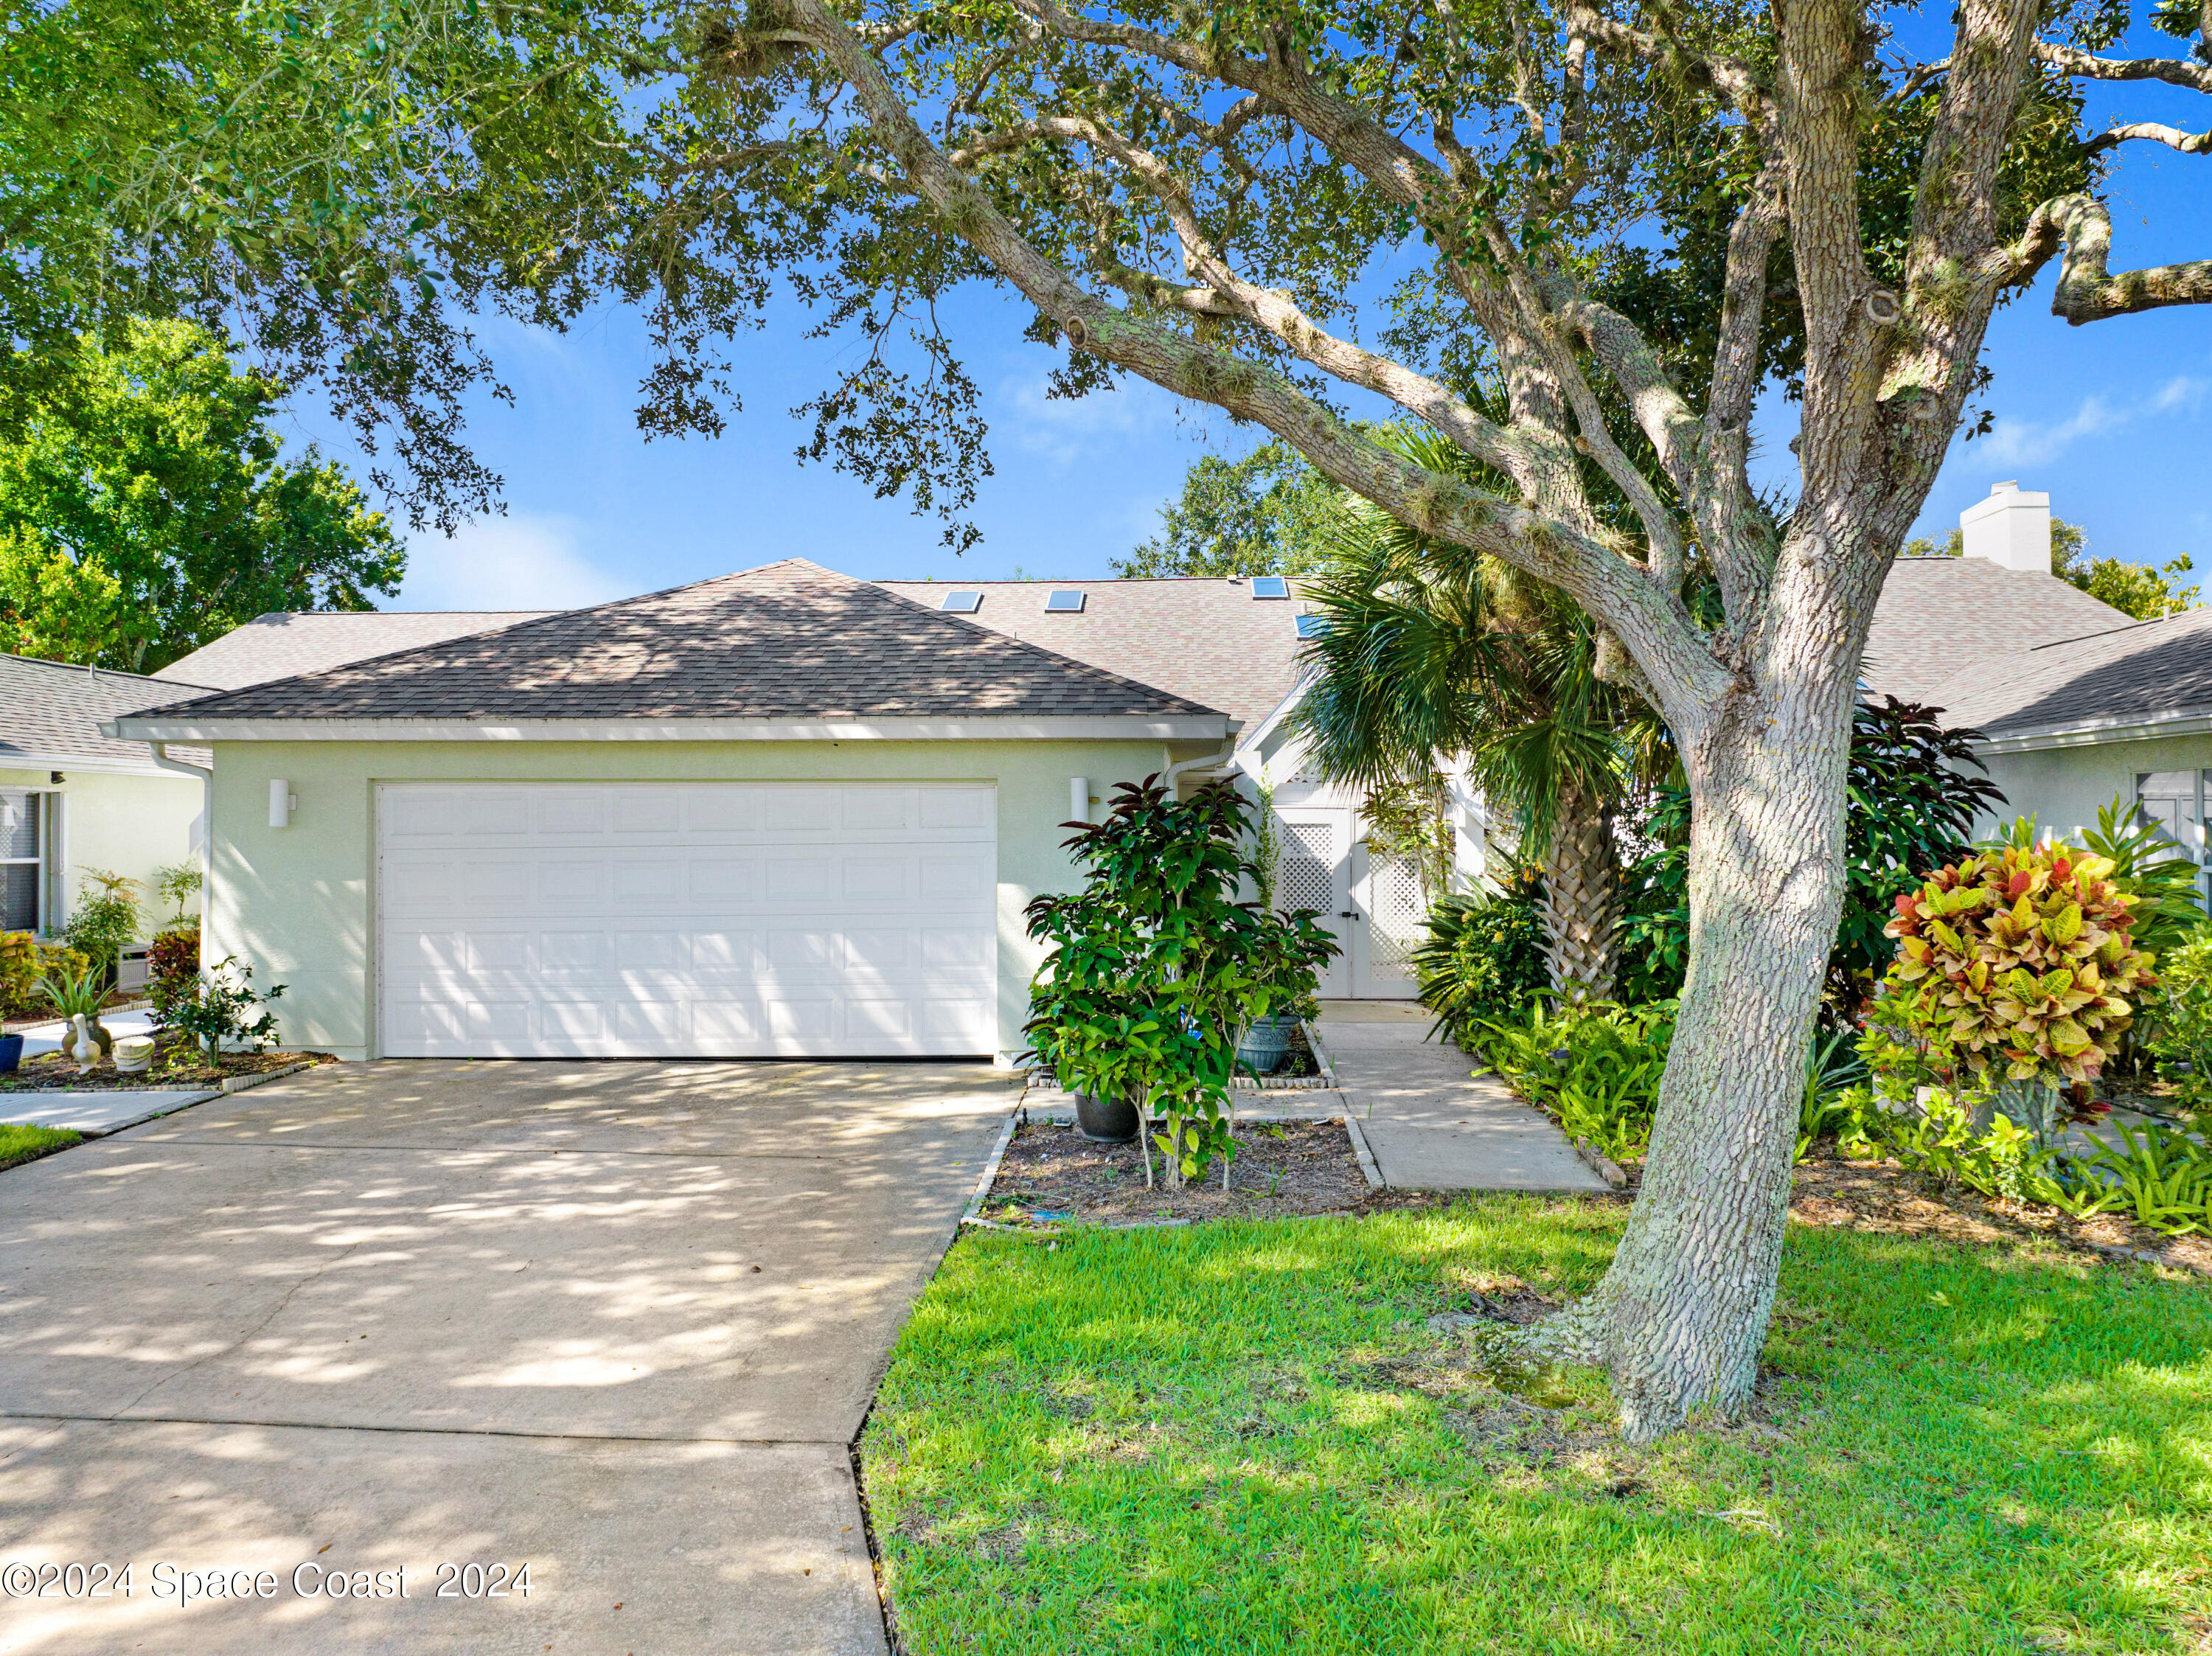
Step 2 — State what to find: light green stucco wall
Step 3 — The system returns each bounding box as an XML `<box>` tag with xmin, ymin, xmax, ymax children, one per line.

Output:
<box><xmin>206</xmin><ymin>738</ymin><xmax>1204</xmax><ymax>1060</ymax></box>
<box><xmin>0</xmin><ymin>765</ymin><xmax>202</xmax><ymax>936</ymax></box>
<box><xmin>1977</xmin><ymin>734</ymin><xmax>2212</xmax><ymax>845</ymax></box>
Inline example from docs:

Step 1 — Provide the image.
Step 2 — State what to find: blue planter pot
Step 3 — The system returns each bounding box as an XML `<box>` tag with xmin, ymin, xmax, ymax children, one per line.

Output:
<box><xmin>0</xmin><ymin>1033</ymin><xmax>21</xmax><ymax>1074</ymax></box>
<box><xmin>1236</xmin><ymin>1015</ymin><xmax>1301</xmax><ymax>1076</ymax></box>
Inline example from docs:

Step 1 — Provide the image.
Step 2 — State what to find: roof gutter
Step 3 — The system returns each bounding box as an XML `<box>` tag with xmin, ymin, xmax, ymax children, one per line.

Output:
<box><xmin>1971</xmin><ymin>706</ymin><xmax>2212</xmax><ymax>756</ymax></box>
<box><xmin>105</xmin><ymin>714</ymin><xmax>1234</xmax><ymax>744</ymax></box>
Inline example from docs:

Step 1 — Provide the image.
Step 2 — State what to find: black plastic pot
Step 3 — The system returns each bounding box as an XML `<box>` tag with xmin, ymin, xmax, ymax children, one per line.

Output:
<box><xmin>0</xmin><ymin>1034</ymin><xmax>20</xmax><ymax>1074</ymax></box>
<box><xmin>1074</xmin><ymin>1091</ymin><xmax>1139</xmax><ymax>1144</ymax></box>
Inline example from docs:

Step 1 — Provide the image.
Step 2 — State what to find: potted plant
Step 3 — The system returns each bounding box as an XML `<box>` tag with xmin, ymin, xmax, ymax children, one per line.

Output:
<box><xmin>1024</xmin><ymin>776</ymin><xmax>1338</xmax><ymax>1180</ymax></box>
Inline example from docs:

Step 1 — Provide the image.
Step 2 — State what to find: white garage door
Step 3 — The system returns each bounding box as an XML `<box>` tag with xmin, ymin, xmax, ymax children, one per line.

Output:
<box><xmin>377</xmin><ymin>782</ymin><xmax>998</xmax><ymax>1058</ymax></box>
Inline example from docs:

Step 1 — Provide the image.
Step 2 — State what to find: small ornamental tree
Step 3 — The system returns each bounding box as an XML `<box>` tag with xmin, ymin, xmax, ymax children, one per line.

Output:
<box><xmin>1864</xmin><ymin>839</ymin><xmax>2154</xmax><ymax>1140</ymax></box>
<box><xmin>1023</xmin><ymin>776</ymin><xmax>1338</xmax><ymax>1187</ymax></box>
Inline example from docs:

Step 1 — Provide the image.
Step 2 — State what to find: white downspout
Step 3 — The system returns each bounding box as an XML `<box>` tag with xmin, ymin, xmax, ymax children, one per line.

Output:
<box><xmin>1163</xmin><ymin>723</ymin><xmax>1243</xmax><ymax>792</ymax></box>
<box><xmin>147</xmin><ymin>741</ymin><xmax>212</xmax><ymax>969</ymax></box>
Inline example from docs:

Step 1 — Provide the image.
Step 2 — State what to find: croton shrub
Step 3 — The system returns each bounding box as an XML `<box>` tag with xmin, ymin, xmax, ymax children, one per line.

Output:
<box><xmin>1868</xmin><ymin>841</ymin><xmax>2155</xmax><ymax>1085</ymax></box>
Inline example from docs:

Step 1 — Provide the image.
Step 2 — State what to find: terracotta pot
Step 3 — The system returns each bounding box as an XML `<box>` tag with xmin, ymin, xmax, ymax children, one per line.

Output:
<box><xmin>1074</xmin><ymin>1091</ymin><xmax>1139</xmax><ymax>1144</ymax></box>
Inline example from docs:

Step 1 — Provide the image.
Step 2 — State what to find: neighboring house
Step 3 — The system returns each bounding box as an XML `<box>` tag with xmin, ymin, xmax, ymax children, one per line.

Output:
<box><xmin>1</xmin><ymin>654</ymin><xmax>214</xmax><ymax>938</ymax></box>
<box><xmin>111</xmin><ymin>561</ymin><xmax>1235</xmax><ymax>1063</ymax></box>
<box><xmin>1865</xmin><ymin>480</ymin><xmax>2212</xmax><ymax>886</ymax></box>
<box><xmin>875</xmin><ymin>577</ymin><xmax>1490</xmax><ymax>999</ymax></box>
<box><xmin>157</xmin><ymin>608</ymin><xmax>556</xmax><ymax>690</ymax></box>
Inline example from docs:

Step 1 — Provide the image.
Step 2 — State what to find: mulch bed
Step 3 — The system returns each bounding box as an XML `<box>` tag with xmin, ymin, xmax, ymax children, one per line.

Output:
<box><xmin>983</xmin><ymin>1118</ymin><xmax>1440</xmax><ymax>1225</ymax></box>
<box><xmin>1789</xmin><ymin>1152</ymin><xmax>2211</xmax><ymax>1276</ymax></box>
<box><xmin>0</xmin><ymin>1046</ymin><xmax>335</xmax><ymax>1093</ymax></box>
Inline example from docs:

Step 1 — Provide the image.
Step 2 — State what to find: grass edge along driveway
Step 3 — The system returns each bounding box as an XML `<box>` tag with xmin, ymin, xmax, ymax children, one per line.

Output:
<box><xmin>860</xmin><ymin>1198</ymin><xmax>2211</xmax><ymax>1655</ymax></box>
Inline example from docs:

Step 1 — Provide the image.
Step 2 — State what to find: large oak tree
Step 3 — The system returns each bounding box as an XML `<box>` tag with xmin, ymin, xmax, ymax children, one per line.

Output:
<box><xmin>38</xmin><ymin>0</ymin><xmax>2212</xmax><ymax>1435</ymax></box>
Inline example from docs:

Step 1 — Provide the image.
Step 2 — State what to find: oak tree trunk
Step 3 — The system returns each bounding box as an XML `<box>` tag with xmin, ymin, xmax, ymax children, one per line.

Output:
<box><xmin>1540</xmin><ymin>566</ymin><xmax>1865</xmax><ymax>1439</ymax></box>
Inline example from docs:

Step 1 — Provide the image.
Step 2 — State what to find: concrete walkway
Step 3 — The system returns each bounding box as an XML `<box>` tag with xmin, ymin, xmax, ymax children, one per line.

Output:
<box><xmin>0</xmin><ymin>1059</ymin><xmax>1015</xmax><ymax>1655</ymax></box>
<box><xmin>1318</xmin><ymin>1001</ymin><xmax>1610</xmax><ymax>1193</ymax></box>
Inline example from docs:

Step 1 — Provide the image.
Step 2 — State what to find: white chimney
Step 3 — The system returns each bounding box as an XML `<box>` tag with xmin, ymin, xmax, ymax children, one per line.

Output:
<box><xmin>1959</xmin><ymin>480</ymin><xmax>2051</xmax><ymax>574</ymax></box>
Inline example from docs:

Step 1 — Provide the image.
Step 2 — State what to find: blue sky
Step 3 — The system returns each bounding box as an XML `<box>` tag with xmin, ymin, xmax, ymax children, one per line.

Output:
<box><xmin>296</xmin><ymin>15</ymin><xmax>2212</xmax><ymax>612</ymax></box>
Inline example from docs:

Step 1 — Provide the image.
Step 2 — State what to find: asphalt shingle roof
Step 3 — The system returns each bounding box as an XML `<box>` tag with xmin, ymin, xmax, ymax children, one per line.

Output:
<box><xmin>122</xmin><ymin>560</ymin><xmax>1223</xmax><ymax>726</ymax></box>
<box><xmin>1921</xmin><ymin>604</ymin><xmax>2212</xmax><ymax>740</ymax></box>
<box><xmin>872</xmin><ymin>577</ymin><xmax>1307</xmax><ymax>739</ymax></box>
<box><xmin>156</xmin><ymin>609</ymin><xmax>554</xmax><ymax>690</ymax></box>
<box><xmin>1863</xmin><ymin>557</ymin><xmax>2129</xmax><ymax>703</ymax></box>
<box><xmin>0</xmin><ymin>655</ymin><xmax>215</xmax><ymax>771</ymax></box>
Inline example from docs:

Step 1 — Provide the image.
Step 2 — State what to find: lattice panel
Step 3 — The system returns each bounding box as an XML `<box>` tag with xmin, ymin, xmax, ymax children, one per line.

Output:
<box><xmin>1277</xmin><ymin>821</ymin><xmax>1335</xmax><ymax>917</ymax></box>
<box><xmin>1365</xmin><ymin>855</ymin><xmax>1426</xmax><ymax>981</ymax></box>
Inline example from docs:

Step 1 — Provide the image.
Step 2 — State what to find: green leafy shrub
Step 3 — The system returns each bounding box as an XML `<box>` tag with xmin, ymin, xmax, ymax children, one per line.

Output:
<box><xmin>1471</xmin><ymin>998</ymin><xmax>1674</xmax><ymax>1161</ymax></box>
<box><xmin>2</xmin><ymin>937</ymin><xmax>88</xmax><ymax>1012</ymax></box>
<box><xmin>146</xmin><ymin>925</ymin><xmax>201</xmax><ymax>1009</ymax></box>
<box><xmin>2149</xmin><ymin>923</ymin><xmax>2212</xmax><ymax>1135</ymax></box>
<box><xmin>1023</xmin><ymin>776</ymin><xmax>1339</xmax><ymax>1186</ymax></box>
<box><xmin>1</xmin><ymin>931</ymin><xmax>87</xmax><ymax>1017</ymax></box>
<box><xmin>1411</xmin><ymin>871</ymin><xmax>1548</xmax><ymax>1048</ymax></box>
<box><xmin>58</xmin><ymin>866</ymin><xmax>142</xmax><ymax>983</ymax></box>
<box><xmin>1867</xmin><ymin>837</ymin><xmax>2154</xmax><ymax>1089</ymax></box>
<box><xmin>152</xmin><ymin>859</ymin><xmax>203</xmax><ymax>925</ymax></box>
<box><xmin>1620</xmin><ymin>697</ymin><xmax>2003</xmax><ymax>1015</ymax></box>
<box><xmin>150</xmin><ymin>955</ymin><xmax>285</xmax><ymax>1057</ymax></box>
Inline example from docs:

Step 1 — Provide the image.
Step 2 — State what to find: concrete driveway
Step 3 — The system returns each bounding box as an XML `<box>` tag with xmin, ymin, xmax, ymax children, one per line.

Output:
<box><xmin>0</xmin><ymin>1060</ymin><xmax>1015</xmax><ymax>1655</ymax></box>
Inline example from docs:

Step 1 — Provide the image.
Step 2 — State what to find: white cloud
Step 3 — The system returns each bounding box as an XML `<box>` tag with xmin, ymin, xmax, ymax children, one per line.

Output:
<box><xmin>1976</xmin><ymin>375</ymin><xmax>2206</xmax><ymax>469</ymax></box>
<box><xmin>396</xmin><ymin>512</ymin><xmax>631</xmax><ymax>611</ymax></box>
<box><xmin>998</xmin><ymin>371</ymin><xmax>1186</xmax><ymax>466</ymax></box>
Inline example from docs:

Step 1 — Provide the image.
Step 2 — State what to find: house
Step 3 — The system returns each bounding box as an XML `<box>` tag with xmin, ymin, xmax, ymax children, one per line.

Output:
<box><xmin>0</xmin><ymin>654</ymin><xmax>215</xmax><ymax>939</ymax></box>
<box><xmin>873</xmin><ymin>577</ymin><xmax>1490</xmax><ymax>999</ymax></box>
<box><xmin>109</xmin><ymin>561</ymin><xmax>1239</xmax><ymax>1063</ymax></box>
<box><xmin>1867</xmin><ymin>481</ymin><xmax>2211</xmax><ymax>884</ymax></box>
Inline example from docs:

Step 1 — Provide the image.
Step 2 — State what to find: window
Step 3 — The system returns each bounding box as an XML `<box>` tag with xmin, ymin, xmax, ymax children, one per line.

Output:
<box><xmin>1251</xmin><ymin>575</ymin><xmax>1290</xmax><ymax>599</ymax></box>
<box><xmin>939</xmin><ymin>591</ymin><xmax>983</xmax><ymax>613</ymax></box>
<box><xmin>1295</xmin><ymin>615</ymin><xmax>1324</xmax><ymax>639</ymax></box>
<box><xmin>0</xmin><ymin>790</ymin><xmax>41</xmax><ymax>933</ymax></box>
<box><xmin>1044</xmin><ymin>590</ymin><xmax>1085</xmax><ymax>613</ymax></box>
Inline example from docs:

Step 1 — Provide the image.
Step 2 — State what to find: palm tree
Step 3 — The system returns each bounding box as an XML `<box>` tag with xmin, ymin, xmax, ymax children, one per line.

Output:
<box><xmin>1294</xmin><ymin>430</ymin><xmax>1666</xmax><ymax>1001</ymax></box>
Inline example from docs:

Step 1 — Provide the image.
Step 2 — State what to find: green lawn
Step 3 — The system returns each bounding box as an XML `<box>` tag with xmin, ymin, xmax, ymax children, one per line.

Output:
<box><xmin>861</xmin><ymin>1200</ymin><xmax>2211</xmax><ymax>1655</ymax></box>
<box><xmin>0</xmin><ymin>1121</ymin><xmax>81</xmax><ymax>1172</ymax></box>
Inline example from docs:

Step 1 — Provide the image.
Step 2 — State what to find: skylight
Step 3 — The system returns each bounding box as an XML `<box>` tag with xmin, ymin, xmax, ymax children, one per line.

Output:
<box><xmin>1251</xmin><ymin>576</ymin><xmax>1290</xmax><ymax>599</ymax></box>
<box><xmin>1295</xmin><ymin>615</ymin><xmax>1324</xmax><ymax>639</ymax></box>
<box><xmin>939</xmin><ymin>591</ymin><xmax>983</xmax><ymax>613</ymax></box>
<box><xmin>1045</xmin><ymin>590</ymin><xmax>1086</xmax><ymax>613</ymax></box>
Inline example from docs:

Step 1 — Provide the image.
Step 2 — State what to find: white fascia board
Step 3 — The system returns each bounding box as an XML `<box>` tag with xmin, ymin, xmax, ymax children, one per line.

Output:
<box><xmin>1971</xmin><ymin>707</ymin><xmax>2212</xmax><ymax>755</ymax></box>
<box><xmin>0</xmin><ymin>748</ymin><xmax>181</xmax><ymax>778</ymax></box>
<box><xmin>103</xmin><ymin>714</ymin><xmax>1233</xmax><ymax>744</ymax></box>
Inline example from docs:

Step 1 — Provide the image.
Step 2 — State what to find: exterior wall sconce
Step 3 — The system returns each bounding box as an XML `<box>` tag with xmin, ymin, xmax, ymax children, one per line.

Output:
<box><xmin>269</xmin><ymin>779</ymin><xmax>297</xmax><ymax>828</ymax></box>
<box><xmin>1069</xmin><ymin>777</ymin><xmax>1090</xmax><ymax>827</ymax></box>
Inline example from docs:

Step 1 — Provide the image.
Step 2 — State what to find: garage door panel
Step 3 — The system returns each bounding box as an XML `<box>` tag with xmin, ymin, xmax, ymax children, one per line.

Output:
<box><xmin>385</xmin><ymin>857</ymin><xmax>459</xmax><ymax>908</ymax></box>
<box><xmin>612</xmin><ymin>1001</ymin><xmax>686</xmax><ymax>1040</ymax></box>
<box><xmin>379</xmin><ymin>783</ymin><xmax>995</xmax><ymax>1057</ymax></box>
<box><xmin>688</xmin><ymin>858</ymin><xmax>756</xmax><ymax>902</ymax></box>
<box><xmin>765</xmin><ymin>857</ymin><xmax>838</xmax><ymax>902</ymax></box>
<box><xmin>682</xmin><ymin>788</ymin><xmax>757</xmax><ymax>833</ymax></box>
<box><xmin>612</xmin><ymin>790</ymin><xmax>684</xmax><ymax>834</ymax></box>
<box><xmin>465</xmin><ymin>793</ymin><xmax>533</xmax><ymax>837</ymax></box>
<box><xmin>761</xmin><ymin>789</ymin><xmax>839</xmax><ymax>832</ymax></box>
<box><xmin>919</xmin><ymin>788</ymin><xmax>989</xmax><ymax>830</ymax></box>
<box><xmin>843</xmin><ymin>857</ymin><xmax>908</xmax><ymax>901</ymax></box>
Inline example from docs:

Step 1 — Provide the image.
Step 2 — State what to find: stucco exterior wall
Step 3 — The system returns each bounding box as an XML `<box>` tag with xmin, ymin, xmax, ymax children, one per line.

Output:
<box><xmin>205</xmin><ymin>738</ymin><xmax>1201</xmax><ymax>1060</ymax></box>
<box><xmin>0</xmin><ymin>765</ymin><xmax>203</xmax><ymax>936</ymax></box>
<box><xmin>1975</xmin><ymin>734</ymin><xmax>2212</xmax><ymax>844</ymax></box>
